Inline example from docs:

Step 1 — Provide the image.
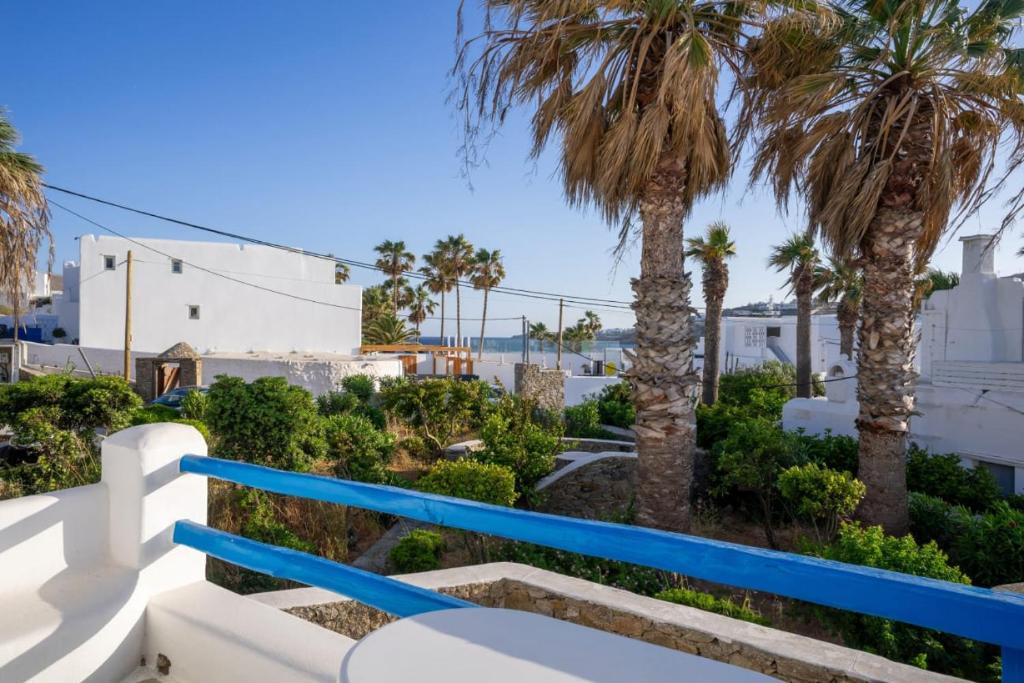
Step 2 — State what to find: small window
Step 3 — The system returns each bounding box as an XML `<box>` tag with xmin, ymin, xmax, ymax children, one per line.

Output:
<box><xmin>171</xmin><ymin>259</ymin><xmax>183</xmax><ymax>274</ymax></box>
<box><xmin>767</xmin><ymin>326</ymin><xmax>782</xmax><ymax>338</ymax></box>
<box><xmin>188</xmin><ymin>305</ymin><xmax>200</xmax><ymax>320</ymax></box>
<box><xmin>977</xmin><ymin>460</ymin><xmax>1015</xmax><ymax>496</ymax></box>
<box><xmin>103</xmin><ymin>255</ymin><xmax>116</xmax><ymax>271</ymax></box>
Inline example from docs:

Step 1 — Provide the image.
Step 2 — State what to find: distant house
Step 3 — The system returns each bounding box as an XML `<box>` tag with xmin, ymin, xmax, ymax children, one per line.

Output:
<box><xmin>784</xmin><ymin>234</ymin><xmax>1024</xmax><ymax>495</ymax></box>
<box><xmin>53</xmin><ymin>235</ymin><xmax>362</xmax><ymax>355</ymax></box>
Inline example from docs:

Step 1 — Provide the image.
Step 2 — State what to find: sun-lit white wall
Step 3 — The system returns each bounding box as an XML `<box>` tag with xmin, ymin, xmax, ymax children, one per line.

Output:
<box><xmin>76</xmin><ymin>235</ymin><xmax>361</xmax><ymax>355</ymax></box>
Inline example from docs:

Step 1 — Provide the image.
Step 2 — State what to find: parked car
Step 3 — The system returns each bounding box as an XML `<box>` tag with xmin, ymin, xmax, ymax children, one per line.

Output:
<box><xmin>150</xmin><ymin>385</ymin><xmax>208</xmax><ymax>410</ymax></box>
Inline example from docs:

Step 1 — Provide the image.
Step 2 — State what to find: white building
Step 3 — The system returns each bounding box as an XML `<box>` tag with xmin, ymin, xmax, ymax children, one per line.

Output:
<box><xmin>696</xmin><ymin>313</ymin><xmax>845</xmax><ymax>375</ymax></box>
<box><xmin>784</xmin><ymin>234</ymin><xmax>1024</xmax><ymax>494</ymax></box>
<box><xmin>56</xmin><ymin>235</ymin><xmax>362</xmax><ymax>355</ymax></box>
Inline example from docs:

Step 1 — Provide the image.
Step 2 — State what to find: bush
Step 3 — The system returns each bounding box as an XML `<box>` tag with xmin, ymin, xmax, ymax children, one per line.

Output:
<box><xmin>173</xmin><ymin>418</ymin><xmax>211</xmax><ymax>443</ymax></box>
<box><xmin>713</xmin><ymin>417</ymin><xmax>804</xmax><ymax>547</ymax></box>
<box><xmin>389</xmin><ymin>529</ymin><xmax>445</xmax><ymax>573</ymax></box>
<box><xmin>324</xmin><ymin>413</ymin><xmax>396</xmax><ymax>484</ymax></box>
<box><xmin>908</xmin><ymin>492</ymin><xmax>966</xmax><ymax>548</ymax></box>
<box><xmin>381</xmin><ymin>378</ymin><xmax>489</xmax><ymax>452</ymax></box>
<box><xmin>415</xmin><ymin>459</ymin><xmax>518</xmax><ymax>507</ymax></box>
<box><xmin>906</xmin><ymin>446</ymin><xmax>1001</xmax><ymax>512</ymax></box>
<box><xmin>205</xmin><ymin>375</ymin><xmax>325</xmax><ymax>471</ymax></box>
<box><xmin>594</xmin><ymin>382</ymin><xmax>634</xmax><ymax>428</ymax></box>
<box><xmin>130</xmin><ymin>404</ymin><xmax>181</xmax><ymax>425</ymax></box>
<box><xmin>952</xmin><ymin>502</ymin><xmax>1024</xmax><ymax>587</ymax></box>
<box><xmin>317</xmin><ymin>375</ymin><xmax>386</xmax><ymax>429</ymax></box>
<box><xmin>180</xmin><ymin>390</ymin><xmax>208</xmax><ymax>421</ymax></box>
<box><xmin>497</xmin><ymin>541</ymin><xmax>675</xmax><ymax>596</ymax></box>
<box><xmin>810</xmin><ymin>523</ymin><xmax>991</xmax><ymax>678</ymax></box>
<box><xmin>696</xmin><ymin>387</ymin><xmax>789</xmax><ymax>450</ymax></box>
<box><xmin>779</xmin><ymin>463</ymin><xmax>865</xmax><ymax>541</ymax></box>
<box><xmin>718</xmin><ymin>361</ymin><xmax>799</xmax><ymax>406</ymax></box>
<box><xmin>655</xmin><ymin>587</ymin><xmax>769</xmax><ymax>625</ymax></box>
<box><xmin>340</xmin><ymin>374</ymin><xmax>375</xmax><ymax>403</ymax></box>
<box><xmin>793</xmin><ymin>429</ymin><xmax>858</xmax><ymax>474</ymax></box>
<box><xmin>0</xmin><ymin>374</ymin><xmax>142</xmax><ymax>497</ymax></box>
<box><xmin>475</xmin><ymin>395</ymin><xmax>562</xmax><ymax>499</ymax></box>
<box><xmin>564</xmin><ymin>401</ymin><xmax>613</xmax><ymax>439</ymax></box>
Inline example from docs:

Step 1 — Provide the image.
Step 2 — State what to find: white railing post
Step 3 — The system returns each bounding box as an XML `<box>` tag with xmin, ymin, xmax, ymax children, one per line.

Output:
<box><xmin>102</xmin><ymin>423</ymin><xmax>208</xmax><ymax>590</ymax></box>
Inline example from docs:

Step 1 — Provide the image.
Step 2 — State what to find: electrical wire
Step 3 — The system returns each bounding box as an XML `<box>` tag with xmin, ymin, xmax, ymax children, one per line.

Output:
<box><xmin>43</xmin><ymin>183</ymin><xmax>636</xmax><ymax>311</ymax></box>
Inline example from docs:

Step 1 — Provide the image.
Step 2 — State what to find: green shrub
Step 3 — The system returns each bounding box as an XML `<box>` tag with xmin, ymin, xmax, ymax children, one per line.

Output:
<box><xmin>340</xmin><ymin>374</ymin><xmax>375</xmax><ymax>403</ymax></box>
<box><xmin>696</xmin><ymin>387</ymin><xmax>790</xmax><ymax>450</ymax></box>
<box><xmin>498</xmin><ymin>541</ymin><xmax>674</xmax><ymax>596</ymax></box>
<box><xmin>908</xmin><ymin>492</ymin><xmax>967</xmax><ymax>548</ymax></box>
<box><xmin>415</xmin><ymin>459</ymin><xmax>517</xmax><ymax>507</ymax></box>
<box><xmin>389</xmin><ymin>529</ymin><xmax>445</xmax><ymax>573</ymax></box>
<box><xmin>594</xmin><ymin>382</ymin><xmax>634</xmax><ymax>428</ymax></box>
<box><xmin>174</xmin><ymin>418</ymin><xmax>211</xmax><ymax>442</ymax></box>
<box><xmin>564</xmin><ymin>401</ymin><xmax>613</xmax><ymax>439</ymax></box>
<box><xmin>779</xmin><ymin>463</ymin><xmax>865</xmax><ymax>541</ymax></box>
<box><xmin>713</xmin><ymin>417</ymin><xmax>804</xmax><ymax>547</ymax></box>
<box><xmin>180</xmin><ymin>390</ymin><xmax>208</xmax><ymax>421</ymax></box>
<box><xmin>324</xmin><ymin>413</ymin><xmax>396</xmax><ymax>484</ymax></box>
<box><xmin>655</xmin><ymin>587</ymin><xmax>769</xmax><ymax>625</ymax></box>
<box><xmin>0</xmin><ymin>374</ymin><xmax>142</xmax><ymax>497</ymax></box>
<box><xmin>718</xmin><ymin>361</ymin><xmax>798</xmax><ymax>406</ymax></box>
<box><xmin>475</xmin><ymin>395</ymin><xmax>562</xmax><ymax>499</ymax></box>
<box><xmin>950</xmin><ymin>502</ymin><xmax>1024</xmax><ymax>588</ymax></box>
<box><xmin>810</xmin><ymin>523</ymin><xmax>991</xmax><ymax>678</ymax></box>
<box><xmin>381</xmin><ymin>378</ymin><xmax>489</xmax><ymax>452</ymax></box>
<box><xmin>205</xmin><ymin>375</ymin><xmax>325</xmax><ymax>471</ymax></box>
<box><xmin>130</xmin><ymin>404</ymin><xmax>181</xmax><ymax>425</ymax></box>
<box><xmin>793</xmin><ymin>430</ymin><xmax>858</xmax><ymax>474</ymax></box>
<box><xmin>907</xmin><ymin>446</ymin><xmax>1001</xmax><ymax>512</ymax></box>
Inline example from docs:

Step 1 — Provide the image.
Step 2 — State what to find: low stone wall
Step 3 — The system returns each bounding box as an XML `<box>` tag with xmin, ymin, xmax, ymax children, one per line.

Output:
<box><xmin>252</xmin><ymin>563</ymin><xmax>963</xmax><ymax>683</ymax></box>
<box><xmin>537</xmin><ymin>454</ymin><xmax>637</xmax><ymax>520</ymax></box>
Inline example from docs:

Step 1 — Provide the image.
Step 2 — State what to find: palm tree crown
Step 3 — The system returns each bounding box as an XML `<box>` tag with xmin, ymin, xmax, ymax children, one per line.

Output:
<box><xmin>440</xmin><ymin>234</ymin><xmax>475</xmax><ymax>345</ymax></box>
<box><xmin>742</xmin><ymin>0</ymin><xmax>1024</xmax><ymax>259</ymax></box>
<box><xmin>685</xmin><ymin>221</ymin><xmax>737</xmax><ymax>264</ymax></box>
<box><xmin>768</xmin><ymin>234</ymin><xmax>819</xmax><ymax>285</ymax></box>
<box><xmin>471</xmin><ymin>248</ymin><xmax>506</xmax><ymax>359</ymax></box>
<box><xmin>374</xmin><ymin>240</ymin><xmax>416</xmax><ymax>315</ymax></box>
<box><xmin>456</xmin><ymin>0</ymin><xmax>746</xmax><ymax>228</ymax></box>
<box><xmin>686</xmin><ymin>221</ymin><xmax>735</xmax><ymax>404</ymax></box>
<box><xmin>0</xmin><ymin>112</ymin><xmax>51</xmax><ymax>334</ymax></box>
<box><xmin>407</xmin><ymin>285</ymin><xmax>437</xmax><ymax>331</ymax></box>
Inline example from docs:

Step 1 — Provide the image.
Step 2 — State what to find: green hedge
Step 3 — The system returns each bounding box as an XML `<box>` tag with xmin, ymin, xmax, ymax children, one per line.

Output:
<box><xmin>389</xmin><ymin>529</ymin><xmax>445</xmax><ymax>573</ymax></box>
<box><xmin>415</xmin><ymin>459</ymin><xmax>518</xmax><ymax>507</ymax></box>
<box><xmin>655</xmin><ymin>587</ymin><xmax>768</xmax><ymax>625</ymax></box>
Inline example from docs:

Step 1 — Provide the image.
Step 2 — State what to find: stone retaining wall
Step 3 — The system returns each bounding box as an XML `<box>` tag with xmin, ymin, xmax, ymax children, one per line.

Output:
<box><xmin>538</xmin><ymin>454</ymin><xmax>637</xmax><ymax>520</ymax></box>
<box><xmin>514</xmin><ymin>362</ymin><xmax>566</xmax><ymax>412</ymax></box>
<box><xmin>252</xmin><ymin>563</ymin><xmax>963</xmax><ymax>683</ymax></box>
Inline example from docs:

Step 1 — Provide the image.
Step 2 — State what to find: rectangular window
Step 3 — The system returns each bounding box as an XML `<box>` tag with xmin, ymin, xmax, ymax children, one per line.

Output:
<box><xmin>104</xmin><ymin>255</ymin><xmax>116</xmax><ymax>271</ymax></box>
<box><xmin>977</xmin><ymin>461</ymin><xmax>1015</xmax><ymax>496</ymax></box>
<box><xmin>188</xmin><ymin>305</ymin><xmax>200</xmax><ymax>320</ymax></box>
<box><xmin>767</xmin><ymin>326</ymin><xmax>782</xmax><ymax>338</ymax></box>
<box><xmin>744</xmin><ymin>326</ymin><xmax>766</xmax><ymax>348</ymax></box>
<box><xmin>171</xmin><ymin>259</ymin><xmax>183</xmax><ymax>274</ymax></box>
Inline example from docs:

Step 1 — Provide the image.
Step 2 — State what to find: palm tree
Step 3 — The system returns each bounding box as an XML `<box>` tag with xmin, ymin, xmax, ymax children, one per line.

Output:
<box><xmin>769</xmin><ymin>234</ymin><xmax>819</xmax><ymax>399</ymax></box>
<box><xmin>456</xmin><ymin>2</ymin><xmax>746</xmax><ymax>530</ymax></box>
<box><xmin>814</xmin><ymin>257</ymin><xmax>862</xmax><ymax>360</ymax></box>
<box><xmin>741</xmin><ymin>0</ymin><xmax>1024</xmax><ymax>532</ymax></box>
<box><xmin>685</xmin><ymin>222</ymin><xmax>736</xmax><ymax>404</ymax></box>
<box><xmin>441</xmin><ymin>234</ymin><xmax>475</xmax><ymax>347</ymax></box>
<box><xmin>383</xmin><ymin>276</ymin><xmax>416</xmax><ymax>311</ymax></box>
<box><xmin>374</xmin><ymin>240</ymin><xmax>416</xmax><ymax>315</ymax></box>
<box><xmin>407</xmin><ymin>285</ymin><xmax>437</xmax><ymax>332</ymax></box>
<box><xmin>334</xmin><ymin>263</ymin><xmax>350</xmax><ymax>284</ymax></box>
<box><xmin>364</xmin><ymin>314</ymin><xmax>419</xmax><ymax>345</ymax></box>
<box><xmin>362</xmin><ymin>285</ymin><xmax>391</xmax><ymax>331</ymax></box>
<box><xmin>529</xmin><ymin>321</ymin><xmax>553</xmax><ymax>351</ymax></box>
<box><xmin>582</xmin><ymin>311</ymin><xmax>602</xmax><ymax>337</ymax></box>
<box><xmin>420</xmin><ymin>250</ymin><xmax>455</xmax><ymax>346</ymax></box>
<box><xmin>0</xmin><ymin>112</ymin><xmax>50</xmax><ymax>344</ymax></box>
<box><xmin>470</xmin><ymin>248</ymin><xmax>506</xmax><ymax>360</ymax></box>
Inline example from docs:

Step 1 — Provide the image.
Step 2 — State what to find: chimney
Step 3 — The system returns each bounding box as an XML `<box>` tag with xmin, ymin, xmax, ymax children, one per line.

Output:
<box><xmin>959</xmin><ymin>234</ymin><xmax>997</xmax><ymax>280</ymax></box>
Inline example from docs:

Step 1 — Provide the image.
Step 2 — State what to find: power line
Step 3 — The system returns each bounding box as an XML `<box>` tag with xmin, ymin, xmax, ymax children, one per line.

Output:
<box><xmin>51</xmin><ymin>200</ymin><xmax>523</xmax><ymax>323</ymax></box>
<box><xmin>43</xmin><ymin>183</ymin><xmax>636</xmax><ymax>311</ymax></box>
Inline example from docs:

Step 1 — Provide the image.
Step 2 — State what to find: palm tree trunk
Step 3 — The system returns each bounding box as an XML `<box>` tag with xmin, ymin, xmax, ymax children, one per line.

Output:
<box><xmin>837</xmin><ymin>296</ymin><xmax>858</xmax><ymax>360</ymax></box>
<box><xmin>455</xmin><ymin>282</ymin><xmax>462</xmax><ymax>347</ymax></box>
<box><xmin>435</xmin><ymin>291</ymin><xmax>446</xmax><ymax>374</ymax></box>
<box><xmin>478</xmin><ymin>288</ymin><xmax>489</xmax><ymax>361</ymax></box>
<box><xmin>628</xmin><ymin>158</ymin><xmax>699</xmax><ymax>533</ymax></box>
<box><xmin>796</xmin><ymin>268</ymin><xmax>813</xmax><ymax>399</ymax></box>
<box><xmin>392</xmin><ymin>273</ymin><xmax>399</xmax><ymax>316</ymax></box>
<box><xmin>855</xmin><ymin>207</ymin><xmax>921</xmax><ymax>534</ymax></box>
<box><xmin>701</xmin><ymin>265</ymin><xmax>726</xmax><ymax>405</ymax></box>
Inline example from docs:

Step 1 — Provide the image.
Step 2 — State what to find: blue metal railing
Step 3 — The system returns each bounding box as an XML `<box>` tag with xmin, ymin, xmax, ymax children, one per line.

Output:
<box><xmin>176</xmin><ymin>454</ymin><xmax>1024</xmax><ymax>681</ymax></box>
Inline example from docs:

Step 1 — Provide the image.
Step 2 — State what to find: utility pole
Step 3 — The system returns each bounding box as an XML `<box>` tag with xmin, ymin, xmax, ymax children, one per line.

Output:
<box><xmin>525</xmin><ymin>318</ymin><xmax>531</xmax><ymax>364</ymax></box>
<box><xmin>123</xmin><ymin>250</ymin><xmax>133</xmax><ymax>382</ymax></box>
<box><xmin>556</xmin><ymin>298</ymin><xmax>564</xmax><ymax>370</ymax></box>
<box><xmin>521</xmin><ymin>315</ymin><xmax>527</xmax><ymax>362</ymax></box>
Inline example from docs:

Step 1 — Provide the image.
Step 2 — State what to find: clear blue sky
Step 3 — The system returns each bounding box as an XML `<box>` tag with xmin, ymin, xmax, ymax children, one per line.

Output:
<box><xmin>4</xmin><ymin>1</ymin><xmax>1021</xmax><ymax>337</ymax></box>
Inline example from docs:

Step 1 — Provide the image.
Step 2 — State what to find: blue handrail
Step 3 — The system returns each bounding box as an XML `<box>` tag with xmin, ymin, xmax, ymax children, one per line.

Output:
<box><xmin>173</xmin><ymin>520</ymin><xmax>472</xmax><ymax>617</ymax></box>
<box><xmin>179</xmin><ymin>454</ymin><xmax>1024</xmax><ymax>655</ymax></box>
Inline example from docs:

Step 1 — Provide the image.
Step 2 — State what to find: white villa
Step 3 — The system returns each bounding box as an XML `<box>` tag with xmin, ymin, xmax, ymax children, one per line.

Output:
<box><xmin>784</xmin><ymin>234</ymin><xmax>1024</xmax><ymax>495</ymax></box>
<box><xmin>55</xmin><ymin>235</ymin><xmax>362</xmax><ymax>355</ymax></box>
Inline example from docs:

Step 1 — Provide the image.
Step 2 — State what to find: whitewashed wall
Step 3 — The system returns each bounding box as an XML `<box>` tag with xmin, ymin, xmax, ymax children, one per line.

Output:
<box><xmin>74</xmin><ymin>235</ymin><xmax>361</xmax><ymax>355</ymax></box>
<box><xmin>19</xmin><ymin>341</ymin><xmax>402</xmax><ymax>396</ymax></box>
